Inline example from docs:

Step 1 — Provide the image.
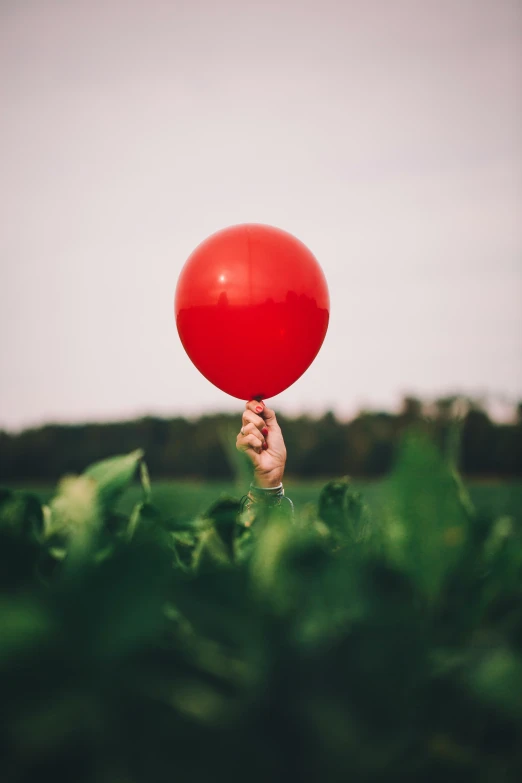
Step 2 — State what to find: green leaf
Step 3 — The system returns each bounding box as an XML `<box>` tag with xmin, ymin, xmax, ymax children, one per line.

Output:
<box><xmin>126</xmin><ymin>500</ymin><xmax>164</xmax><ymax>540</ymax></box>
<box><xmin>203</xmin><ymin>496</ymin><xmax>241</xmax><ymax>558</ymax></box>
<box><xmin>83</xmin><ymin>449</ymin><xmax>145</xmax><ymax>513</ymax></box>
<box><xmin>318</xmin><ymin>478</ymin><xmax>372</xmax><ymax>543</ymax></box>
<box><xmin>139</xmin><ymin>458</ymin><xmax>152</xmax><ymax>501</ymax></box>
<box><xmin>381</xmin><ymin>432</ymin><xmax>470</xmax><ymax>601</ymax></box>
<box><xmin>58</xmin><ymin>536</ymin><xmax>173</xmax><ymax>660</ymax></box>
<box><xmin>48</xmin><ymin>474</ymin><xmax>99</xmax><ymax>544</ymax></box>
<box><xmin>467</xmin><ymin>648</ymin><xmax>522</xmax><ymax>720</ymax></box>
<box><xmin>193</xmin><ymin>528</ymin><xmax>231</xmax><ymax>570</ymax></box>
<box><xmin>0</xmin><ymin>489</ymin><xmax>45</xmax><ymax>542</ymax></box>
<box><xmin>0</xmin><ymin>596</ymin><xmax>52</xmax><ymax>664</ymax></box>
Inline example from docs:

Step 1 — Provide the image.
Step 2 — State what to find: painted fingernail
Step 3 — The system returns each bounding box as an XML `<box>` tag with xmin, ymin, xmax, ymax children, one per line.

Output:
<box><xmin>262</xmin><ymin>442</ymin><xmax>268</xmax><ymax>450</ymax></box>
<box><xmin>262</xmin><ymin>427</ymin><xmax>268</xmax><ymax>436</ymax></box>
<box><xmin>255</xmin><ymin>406</ymin><xmax>263</xmax><ymax>413</ymax></box>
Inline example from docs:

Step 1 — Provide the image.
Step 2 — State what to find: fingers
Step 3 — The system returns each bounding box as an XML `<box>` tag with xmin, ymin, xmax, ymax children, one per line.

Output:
<box><xmin>237</xmin><ymin>431</ymin><xmax>264</xmax><ymax>455</ymax></box>
<box><xmin>241</xmin><ymin>422</ymin><xmax>264</xmax><ymax>444</ymax></box>
<box><xmin>242</xmin><ymin>408</ymin><xmax>267</xmax><ymax>434</ymax></box>
<box><xmin>245</xmin><ymin>399</ymin><xmax>266</xmax><ymax>417</ymax></box>
<box><xmin>245</xmin><ymin>399</ymin><xmax>277</xmax><ymax>424</ymax></box>
<box><xmin>245</xmin><ymin>400</ymin><xmax>280</xmax><ymax>431</ymax></box>
<box><xmin>238</xmin><ymin>401</ymin><xmax>273</xmax><ymax>456</ymax></box>
<box><xmin>238</xmin><ymin>401</ymin><xmax>282</xmax><ymax>457</ymax></box>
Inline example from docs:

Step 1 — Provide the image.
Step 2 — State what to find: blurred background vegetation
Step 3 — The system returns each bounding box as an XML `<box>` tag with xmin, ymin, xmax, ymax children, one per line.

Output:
<box><xmin>2</xmin><ymin>396</ymin><xmax>521</xmax><ymax>483</ymax></box>
<box><xmin>1</xmin><ymin>431</ymin><xmax>522</xmax><ymax>782</ymax></box>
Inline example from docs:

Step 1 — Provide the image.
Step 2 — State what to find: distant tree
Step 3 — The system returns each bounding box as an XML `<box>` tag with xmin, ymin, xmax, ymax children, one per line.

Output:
<box><xmin>299</xmin><ymin>412</ymin><xmax>347</xmax><ymax>477</ymax></box>
<box><xmin>460</xmin><ymin>408</ymin><xmax>495</xmax><ymax>475</ymax></box>
<box><xmin>400</xmin><ymin>397</ymin><xmax>423</xmax><ymax>423</ymax></box>
<box><xmin>1</xmin><ymin>399</ymin><xmax>520</xmax><ymax>482</ymax></box>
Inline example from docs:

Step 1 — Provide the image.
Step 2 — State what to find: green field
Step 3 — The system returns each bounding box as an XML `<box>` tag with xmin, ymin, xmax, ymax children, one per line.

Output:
<box><xmin>12</xmin><ymin>477</ymin><xmax>522</xmax><ymax>523</ymax></box>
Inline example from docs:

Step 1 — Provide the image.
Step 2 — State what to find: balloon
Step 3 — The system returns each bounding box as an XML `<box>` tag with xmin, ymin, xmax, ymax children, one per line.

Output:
<box><xmin>175</xmin><ymin>223</ymin><xmax>329</xmax><ymax>400</ymax></box>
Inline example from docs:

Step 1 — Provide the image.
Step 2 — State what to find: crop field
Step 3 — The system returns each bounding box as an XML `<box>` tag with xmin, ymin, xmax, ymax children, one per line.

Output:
<box><xmin>118</xmin><ymin>478</ymin><xmax>522</xmax><ymax>521</ymax></box>
<box><xmin>15</xmin><ymin>477</ymin><xmax>522</xmax><ymax>524</ymax></box>
<box><xmin>2</xmin><ymin>438</ymin><xmax>522</xmax><ymax>782</ymax></box>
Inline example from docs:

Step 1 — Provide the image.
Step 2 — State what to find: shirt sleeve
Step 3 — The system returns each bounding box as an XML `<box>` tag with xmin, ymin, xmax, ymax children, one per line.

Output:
<box><xmin>240</xmin><ymin>484</ymin><xmax>294</xmax><ymax>526</ymax></box>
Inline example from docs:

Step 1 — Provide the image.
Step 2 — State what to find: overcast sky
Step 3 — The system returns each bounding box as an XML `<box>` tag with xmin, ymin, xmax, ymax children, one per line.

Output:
<box><xmin>1</xmin><ymin>0</ymin><xmax>521</xmax><ymax>431</ymax></box>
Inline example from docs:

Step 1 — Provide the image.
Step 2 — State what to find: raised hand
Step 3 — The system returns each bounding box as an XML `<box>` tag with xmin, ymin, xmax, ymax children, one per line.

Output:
<box><xmin>236</xmin><ymin>400</ymin><xmax>287</xmax><ymax>488</ymax></box>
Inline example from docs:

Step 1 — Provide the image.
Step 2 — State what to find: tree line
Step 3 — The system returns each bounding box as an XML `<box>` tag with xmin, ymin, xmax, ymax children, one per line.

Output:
<box><xmin>1</xmin><ymin>397</ymin><xmax>521</xmax><ymax>483</ymax></box>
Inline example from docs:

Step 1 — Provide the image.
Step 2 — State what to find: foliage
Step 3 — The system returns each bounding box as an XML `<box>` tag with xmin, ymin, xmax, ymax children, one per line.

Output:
<box><xmin>1</xmin><ymin>434</ymin><xmax>522</xmax><ymax>782</ymax></box>
<box><xmin>1</xmin><ymin>396</ymin><xmax>521</xmax><ymax>482</ymax></box>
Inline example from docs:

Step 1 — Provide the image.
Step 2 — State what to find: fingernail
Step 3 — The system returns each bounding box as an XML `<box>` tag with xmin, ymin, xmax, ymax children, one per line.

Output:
<box><xmin>262</xmin><ymin>427</ymin><xmax>268</xmax><ymax>436</ymax></box>
<box><xmin>255</xmin><ymin>406</ymin><xmax>263</xmax><ymax>413</ymax></box>
<box><xmin>262</xmin><ymin>442</ymin><xmax>268</xmax><ymax>450</ymax></box>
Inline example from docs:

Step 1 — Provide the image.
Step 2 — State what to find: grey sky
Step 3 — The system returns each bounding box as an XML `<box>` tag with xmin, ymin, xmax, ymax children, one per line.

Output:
<box><xmin>1</xmin><ymin>0</ymin><xmax>521</xmax><ymax>430</ymax></box>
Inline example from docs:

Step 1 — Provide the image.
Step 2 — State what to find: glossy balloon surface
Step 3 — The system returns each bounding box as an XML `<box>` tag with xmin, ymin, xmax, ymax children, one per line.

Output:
<box><xmin>175</xmin><ymin>224</ymin><xmax>329</xmax><ymax>400</ymax></box>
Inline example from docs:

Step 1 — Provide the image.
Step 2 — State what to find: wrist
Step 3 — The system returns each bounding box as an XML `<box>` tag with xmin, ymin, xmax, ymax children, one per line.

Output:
<box><xmin>253</xmin><ymin>467</ymin><xmax>284</xmax><ymax>489</ymax></box>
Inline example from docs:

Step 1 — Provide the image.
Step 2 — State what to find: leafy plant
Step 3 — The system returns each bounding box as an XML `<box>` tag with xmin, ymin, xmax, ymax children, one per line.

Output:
<box><xmin>0</xmin><ymin>434</ymin><xmax>521</xmax><ymax>782</ymax></box>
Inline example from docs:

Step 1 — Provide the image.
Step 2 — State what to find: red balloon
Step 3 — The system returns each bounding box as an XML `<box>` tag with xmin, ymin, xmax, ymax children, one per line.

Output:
<box><xmin>175</xmin><ymin>224</ymin><xmax>329</xmax><ymax>400</ymax></box>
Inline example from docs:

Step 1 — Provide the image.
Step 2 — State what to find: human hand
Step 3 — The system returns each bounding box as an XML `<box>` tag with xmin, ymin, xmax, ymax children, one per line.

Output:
<box><xmin>236</xmin><ymin>400</ymin><xmax>287</xmax><ymax>488</ymax></box>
